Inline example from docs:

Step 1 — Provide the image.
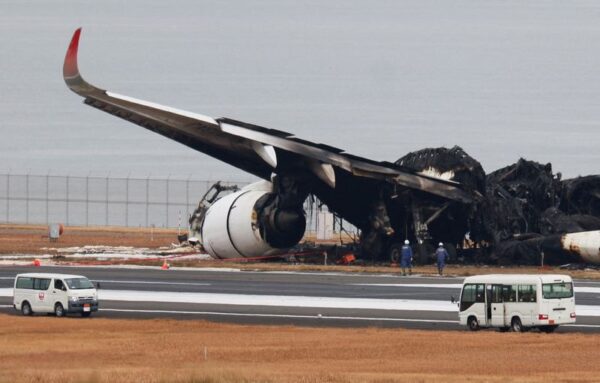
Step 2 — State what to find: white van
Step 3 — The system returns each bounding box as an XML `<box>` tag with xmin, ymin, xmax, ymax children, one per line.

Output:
<box><xmin>457</xmin><ymin>274</ymin><xmax>576</xmax><ymax>332</ymax></box>
<box><xmin>13</xmin><ymin>273</ymin><xmax>98</xmax><ymax>317</ymax></box>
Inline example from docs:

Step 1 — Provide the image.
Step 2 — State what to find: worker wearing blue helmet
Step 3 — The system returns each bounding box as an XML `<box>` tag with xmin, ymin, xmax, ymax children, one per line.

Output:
<box><xmin>436</xmin><ymin>242</ymin><xmax>449</xmax><ymax>276</ymax></box>
<box><xmin>400</xmin><ymin>240</ymin><xmax>413</xmax><ymax>276</ymax></box>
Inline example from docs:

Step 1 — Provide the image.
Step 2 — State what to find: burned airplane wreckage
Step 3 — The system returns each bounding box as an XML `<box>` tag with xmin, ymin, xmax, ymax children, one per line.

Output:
<box><xmin>395</xmin><ymin>147</ymin><xmax>600</xmax><ymax>264</ymax></box>
<box><xmin>63</xmin><ymin>29</ymin><xmax>600</xmax><ymax>265</ymax></box>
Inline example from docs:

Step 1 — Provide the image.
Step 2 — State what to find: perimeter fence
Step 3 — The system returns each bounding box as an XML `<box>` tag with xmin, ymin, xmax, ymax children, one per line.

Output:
<box><xmin>0</xmin><ymin>173</ymin><xmax>357</xmax><ymax>239</ymax></box>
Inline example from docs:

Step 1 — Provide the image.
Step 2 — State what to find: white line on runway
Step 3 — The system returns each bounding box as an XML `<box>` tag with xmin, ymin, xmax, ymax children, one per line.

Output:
<box><xmin>0</xmin><ymin>276</ymin><xmax>211</xmax><ymax>287</ymax></box>
<box><xmin>93</xmin><ymin>280</ymin><xmax>211</xmax><ymax>287</ymax></box>
<box><xmin>0</xmin><ymin>288</ymin><xmax>456</xmax><ymax>312</ymax></box>
<box><xmin>2</xmin><ymin>287</ymin><xmax>600</xmax><ymax>316</ymax></box>
<box><xmin>99</xmin><ymin>308</ymin><xmax>459</xmax><ymax>323</ymax></box>
<box><xmin>2</xmin><ymin>302</ymin><xmax>597</xmax><ymax>328</ymax></box>
<box><xmin>352</xmin><ymin>283</ymin><xmax>600</xmax><ymax>294</ymax></box>
<box><xmin>98</xmin><ymin>290</ymin><xmax>459</xmax><ymax>312</ymax></box>
<box><xmin>351</xmin><ymin>283</ymin><xmax>462</xmax><ymax>289</ymax></box>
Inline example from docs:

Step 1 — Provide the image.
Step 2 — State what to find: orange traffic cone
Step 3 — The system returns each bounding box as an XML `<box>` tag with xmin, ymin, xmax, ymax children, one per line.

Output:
<box><xmin>33</xmin><ymin>259</ymin><xmax>41</xmax><ymax>267</ymax></box>
<box><xmin>161</xmin><ymin>260</ymin><xmax>170</xmax><ymax>270</ymax></box>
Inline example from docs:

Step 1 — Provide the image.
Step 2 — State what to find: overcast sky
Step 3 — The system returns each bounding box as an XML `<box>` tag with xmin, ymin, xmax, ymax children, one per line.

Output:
<box><xmin>1</xmin><ymin>0</ymin><xmax>599</xmax><ymax>180</ymax></box>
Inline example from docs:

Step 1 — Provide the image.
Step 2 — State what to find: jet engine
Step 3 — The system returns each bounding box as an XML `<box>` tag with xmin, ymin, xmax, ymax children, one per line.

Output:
<box><xmin>199</xmin><ymin>181</ymin><xmax>306</xmax><ymax>259</ymax></box>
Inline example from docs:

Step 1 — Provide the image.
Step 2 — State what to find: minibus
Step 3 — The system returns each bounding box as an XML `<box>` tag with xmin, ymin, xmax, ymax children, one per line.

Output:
<box><xmin>457</xmin><ymin>274</ymin><xmax>575</xmax><ymax>332</ymax></box>
<box><xmin>13</xmin><ymin>273</ymin><xmax>98</xmax><ymax>317</ymax></box>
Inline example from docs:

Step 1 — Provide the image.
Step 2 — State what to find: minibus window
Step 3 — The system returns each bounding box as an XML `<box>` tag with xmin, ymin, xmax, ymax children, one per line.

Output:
<box><xmin>16</xmin><ymin>277</ymin><xmax>33</xmax><ymax>289</ymax></box>
<box><xmin>33</xmin><ymin>278</ymin><xmax>51</xmax><ymax>290</ymax></box>
<box><xmin>475</xmin><ymin>284</ymin><xmax>485</xmax><ymax>303</ymax></box>
<box><xmin>518</xmin><ymin>285</ymin><xmax>537</xmax><ymax>302</ymax></box>
<box><xmin>460</xmin><ymin>284</ymin><xmax>484</xmax><ymax>311</ymax></box>
<box><xmin>65</xmin><ymin>278</ymin><xmax>94</xmax><ymax>290</ymax></box>
<box><xmin>491</xmin><ymin>285</ymin><xmax>503</xmax><ymax>303</ymax></box>
<box><xmin>542</xmin><ymin>283</ymin><xmax>573</xmax><ymax>299</ymax></box>
<box><xmin>502</xmin><ymin>285</ymin><xmax>517</xmax><ymax>302</ymax></box>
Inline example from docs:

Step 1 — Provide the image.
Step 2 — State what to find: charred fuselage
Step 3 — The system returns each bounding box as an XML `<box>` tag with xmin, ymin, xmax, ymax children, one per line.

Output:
<box><xmin>389</xmin><ymin>148</ymin><xmax>600</xmax><ymax>264</ymax></box>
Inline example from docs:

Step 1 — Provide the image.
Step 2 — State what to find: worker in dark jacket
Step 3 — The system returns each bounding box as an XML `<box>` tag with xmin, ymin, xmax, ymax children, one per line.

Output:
<box><xmin>400</xmin><ymin>240</ymin><xmax>413</xmax><ymax>276</ymax></box>
<box><xmin>436</xmin><ymin>242</ymin><xmax>449</xmax><ymax>276</ymax></box>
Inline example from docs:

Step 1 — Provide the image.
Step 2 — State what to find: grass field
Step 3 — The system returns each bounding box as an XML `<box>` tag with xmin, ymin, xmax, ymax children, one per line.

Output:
<box><xmin>0</xmin><ymin>314</ymin><xmax>599</xmax><ymax>383</ymax></box>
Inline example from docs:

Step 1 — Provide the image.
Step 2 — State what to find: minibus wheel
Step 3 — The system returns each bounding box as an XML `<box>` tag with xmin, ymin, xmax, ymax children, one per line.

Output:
<box><xmin>54</xmin><ymin>303</ymin><xmax>65</xmax><ymax>318</ymax></box>
<box><xmin>467</xmin><ymin>316</ymin><xmax>480</xmax><ymax>331</ymax></box>
<box><xmin>21</xmin><ymin>301</ymin><xmax>32</xmax><ymax>316</ymax></box>
<box><xmin>510</xmin><ymin>317</ymin><xmax>523</xmax><ymax>332</ymax></box>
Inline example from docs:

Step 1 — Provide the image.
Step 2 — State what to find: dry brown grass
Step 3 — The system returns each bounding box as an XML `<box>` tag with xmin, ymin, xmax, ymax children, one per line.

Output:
<box><xmin>0</xmin><ymin>314</ymin><xmax>599</xmax><ymax>383</ymax></box>
<box><xmin>0</xmin><ymin>224</ymin><xmax>178</xmax><ymax>254</ymax></box>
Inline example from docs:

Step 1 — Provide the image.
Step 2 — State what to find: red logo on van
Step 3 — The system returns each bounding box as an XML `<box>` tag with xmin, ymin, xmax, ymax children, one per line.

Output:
<box><xmin>38</xmin><ymin>292</ymin><xmax>45</xmax><ymax>300</ymax></box>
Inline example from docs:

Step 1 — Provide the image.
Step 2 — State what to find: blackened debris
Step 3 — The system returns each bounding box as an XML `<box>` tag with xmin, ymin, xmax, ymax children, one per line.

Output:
<box><xmin>394</xmin><ymin>147</ymin><xmax>600</xmax><ymax>265</ymax></box>
<box><xmin>396</xmin><ymin>146</ymin><xmax>486</xmax><ymax>194</ymax></box>
<box><xmin>560</xmin><ymin>175</ymin><xmax>600</xmax><ymax>217</ymax></box>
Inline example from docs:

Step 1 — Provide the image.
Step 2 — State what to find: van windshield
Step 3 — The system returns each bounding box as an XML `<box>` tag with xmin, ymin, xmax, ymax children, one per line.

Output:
<box><xmin>65</xmin><ymin>278</ymin><xmax>94</xmax><ymax>290</ymax></box>
<box><xmin>542</xmin><ymin>282</ymin><xmax>573</xmax><ymax>299</ymax></box>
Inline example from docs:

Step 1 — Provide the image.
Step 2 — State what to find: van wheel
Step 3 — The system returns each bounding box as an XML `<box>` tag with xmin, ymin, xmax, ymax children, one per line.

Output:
<box><xmin>54</xmin><ymin>303</ymin><xmax>65</xmax><ymax>318</ymax></box>
<box><xmin>467</xmin><ymin>316</ymin><xmax>480</xmax><ymax>331</ymax></box>
<box><xmin>511</xmin><ymin>317</ymin><xmax>523</xmax><ymax>332</ymax></box>
<box><xmin>81</xmin><ymin>312</ymin><xmax>91</xmax><ymax>318</ymax></box>
<box><xmin>21</xmin><ymin>301</ymin><xmax>33</xmax><ymax>316</ymax></box>
<box><xmin>540</xmin><ymin>325</ymin><xmax>558</xmax><ymax>333</ymax></box>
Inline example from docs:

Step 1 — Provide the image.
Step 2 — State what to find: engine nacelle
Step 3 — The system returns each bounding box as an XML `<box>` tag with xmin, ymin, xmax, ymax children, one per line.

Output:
<box><xmin>200</xmin><ymin>181</ymin><xmax>306</xmax><ymax>259</ymax></box>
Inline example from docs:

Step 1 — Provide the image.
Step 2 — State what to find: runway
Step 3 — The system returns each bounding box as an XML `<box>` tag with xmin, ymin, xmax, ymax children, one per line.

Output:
<box><xmin>1</xmin><ymin>265</ymin><xmax>600</xmax><ymax>332</ymax></box>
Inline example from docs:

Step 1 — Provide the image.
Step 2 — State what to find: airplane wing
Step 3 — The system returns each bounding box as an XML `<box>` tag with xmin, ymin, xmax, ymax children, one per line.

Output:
<box><xmin>63</xmin><ymin>28</ymin><xmax>473</xmax><ymax>203</ymax></box>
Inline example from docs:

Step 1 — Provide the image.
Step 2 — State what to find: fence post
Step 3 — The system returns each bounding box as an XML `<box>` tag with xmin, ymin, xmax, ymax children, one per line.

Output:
<box><xmin>25</xmin><ymin>173</ymin><xmax>29</xmax><ymax>224</ymax></box>
<box><xmin>186</xmin><ymin>175</ymin><xmax>191</xmax><ymax>224</ymax></box>
<box><xmin>45</xmin><ymin>172</ymin><xmax>49</xmax><ymax>224</ymax></box>
<box><xmin>85</xmin><ymin>174</ymin><xmax>89</xmax><ymax>226</ymax></box>
<box><xmin>6</xmin><ymin>172</ymin><xmax>10</xmax><ymax>223</ymax></box>
<box><xmin>105</xmin><ymin>175</ymin><xmax>109</xmax><ymax>226</ymax></box>
<box><xmin>125</xmin><ymin>175</ymin><xmax>129</xmax><ymax>227</ymax></box>
<box><xmin>145</xmin><ymin>176</ymin><xmax>149</xmax><ymax>227</ymax></box>
<box><xmin>66</xmin><ymin>175</ymin><xmax>70</xmax><ymax>225</ymax></box>
<box><xmin>166</xmin><ymin>175</ymin><xmax>170</xmax><ymax>228</ymax></box>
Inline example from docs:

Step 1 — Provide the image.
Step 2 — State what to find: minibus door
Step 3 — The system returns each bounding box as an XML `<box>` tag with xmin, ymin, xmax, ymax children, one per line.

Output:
<box><xmin>490</xmin><ymin>284</ymin><xmax>505</xmax><ymax>327</ymax></box>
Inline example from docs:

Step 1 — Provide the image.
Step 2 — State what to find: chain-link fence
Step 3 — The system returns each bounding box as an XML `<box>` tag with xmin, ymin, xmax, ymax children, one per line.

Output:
<box><xmin>0</xmin><ymin>173</ymin><xmax>357</xmax><ymax>238</ymax></box>
<box><xmin>0</xmin><ymin>173</ymin><xmax>241</xmax><ymax>228</ymax></box>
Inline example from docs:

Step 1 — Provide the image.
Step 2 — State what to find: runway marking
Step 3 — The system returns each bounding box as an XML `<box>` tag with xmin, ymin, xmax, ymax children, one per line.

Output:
<box><xmin>563</xmin><ymin>324</ymin><xmax>600</xmax><ymax>328</ymax></box>
<box><xmin>0</xmin><ymin>277</ymin><xmax>211</xmax><ymax>287</ymax></box>
<box><xmin>92</xmin><ymin>280</ymin><xmax>211</xmax><ymax>287</ymax></box>
<box><xmin>1</xmin><ymin>287</ymin><xmax>599</xmax><ymax>316</ymax></box>
<box><xmin>353</xmin><ymin>283</ymin><xmax>600</xmax><ymax>294</ymax></box>
<box><xmin>351</xmin><ymin>283</ymin><xmax>462</xmax><ymax>289</ymax></box>
<box><xmin>2</xmin><ymin>302</ymin><xmax>597</xmax><ymax>328</ymax></box>
<box><xmin>99</xmin><ymin>308</ymin><xmax>460</xmax><ymax>323</ymax></box>
<box><xmin>95</xmin><ymin>290</ymin><xmax>460</xmax><ymax>312</ymax></box>
<box><xmin>571</xmin><ymin>287</ymin><xmax>600</xmax><ymax>294</ymax></box>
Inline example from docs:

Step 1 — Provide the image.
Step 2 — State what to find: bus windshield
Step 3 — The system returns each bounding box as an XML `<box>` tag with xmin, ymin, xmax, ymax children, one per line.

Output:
<box><xmin>65</xmin><ymin>278</ymin><xmax>95</xmax><ymax>290</ymax></box>
<box><xmin>542</xmin><ymin>282</ymin><xmax>573</xmax><ymax>299</ymax></box>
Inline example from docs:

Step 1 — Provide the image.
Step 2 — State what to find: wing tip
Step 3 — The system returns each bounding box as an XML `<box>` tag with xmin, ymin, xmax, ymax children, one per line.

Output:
<box><xmin>63</xmin><ymin>27</ymin><xmax>82</xmax><ymax>80</ymax></box>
